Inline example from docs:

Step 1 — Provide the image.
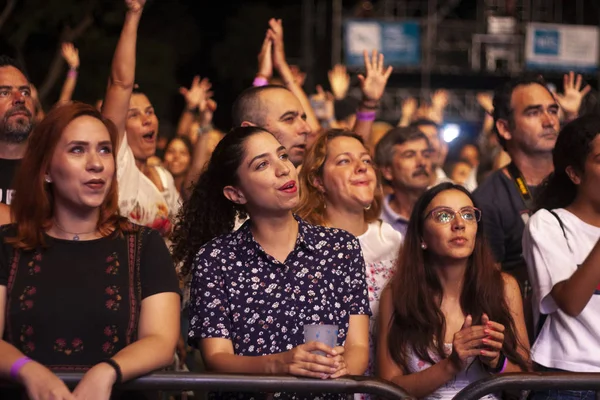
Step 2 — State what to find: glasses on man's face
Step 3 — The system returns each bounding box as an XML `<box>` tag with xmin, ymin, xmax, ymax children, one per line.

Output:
<box><xmin>425</xmin><ymin>206</ymin><xmax>482</xmax><ymax>224</ymax></box>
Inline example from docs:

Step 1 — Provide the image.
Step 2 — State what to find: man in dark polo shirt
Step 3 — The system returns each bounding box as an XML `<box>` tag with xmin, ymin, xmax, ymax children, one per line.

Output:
<box><xmin>474</xmin><ymin>76</ymin><xmax>559</xmax><ymax>286</ymax></box>
<box><xmin>0</xmin><ymin>56</ymin><xmax>35</xmax><ymax>205</ymax></box>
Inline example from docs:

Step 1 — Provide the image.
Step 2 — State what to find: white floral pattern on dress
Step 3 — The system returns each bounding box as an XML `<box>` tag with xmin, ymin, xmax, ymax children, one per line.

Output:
<box><xmin>189</xmin><ymin>216</ymin><xmax>371</xmax><ymax>400</ymax></box>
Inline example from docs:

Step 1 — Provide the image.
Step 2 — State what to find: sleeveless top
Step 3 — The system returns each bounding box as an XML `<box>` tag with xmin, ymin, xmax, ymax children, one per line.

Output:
<box><xmin>406</xmin><ymin>343</ymin><xmax>499</xmax><ymax>400</ymax></box>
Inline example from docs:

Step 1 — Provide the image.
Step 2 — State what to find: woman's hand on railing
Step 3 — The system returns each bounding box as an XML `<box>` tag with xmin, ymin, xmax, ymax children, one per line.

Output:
<box><xmin>275</xmin><ymin>342</ymin><xmax>341</xmax><ymax>379</ymax></box>
<box><xmin>19</xmin><ymin>361</ymin><xmax>75</xmax><ymax>400</ymax></box>
<box><xmin>72</xmin><ymin>362</ymin><xmax>117</xmax><ymax>400</ymax></box>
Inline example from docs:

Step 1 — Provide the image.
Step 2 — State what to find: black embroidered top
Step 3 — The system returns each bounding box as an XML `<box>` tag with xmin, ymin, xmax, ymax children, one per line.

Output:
<box><xmin>0</xmin><ymin>224</ymin><xmax>179</xmax><ymax>369</ymax></box>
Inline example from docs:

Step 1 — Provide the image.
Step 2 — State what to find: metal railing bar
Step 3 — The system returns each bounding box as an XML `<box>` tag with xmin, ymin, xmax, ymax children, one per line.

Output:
<box><xmin>454</xmin><ymin>372</ymin><xmax>600</xmax><ymax>400</ymax></box>
<box><xmin>51</xmin><ymin>372</ymin><xmax>414</xmax><ymax>400</ymax></box>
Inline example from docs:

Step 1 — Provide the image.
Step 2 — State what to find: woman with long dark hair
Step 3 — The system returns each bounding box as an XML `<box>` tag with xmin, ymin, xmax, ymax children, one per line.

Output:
<box><xmin>523</xmin><ymin>114</ymin><xmax>600</xmax><ymax>399</ymax></box>
<box><xmin>0</xmin><ymin>102</ymin><xmax>180</xmax><ymax>400</ymax></box>
<box><xmin>377</xmin><ymin>183</ymin><xmax>529</xmax><ymax>399</ymax></box>
<box><xmin>171</xmin><ymin>126</ymin><xmax>371</xmax><ymax>399</ymax></box>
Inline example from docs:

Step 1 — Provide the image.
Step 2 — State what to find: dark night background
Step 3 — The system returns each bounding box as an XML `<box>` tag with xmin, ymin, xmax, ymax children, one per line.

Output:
<box><xmin>1</xmin><ymin>0</ymin><xmax>598</xmax><ymax>139</ymax></box>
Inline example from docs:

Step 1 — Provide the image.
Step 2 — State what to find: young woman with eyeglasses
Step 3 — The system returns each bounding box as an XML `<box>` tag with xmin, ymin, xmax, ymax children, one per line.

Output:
<box><xmin>377</xmin><ymin>183</ymin><xmax>530</xmax><ymax>400</ymax></box>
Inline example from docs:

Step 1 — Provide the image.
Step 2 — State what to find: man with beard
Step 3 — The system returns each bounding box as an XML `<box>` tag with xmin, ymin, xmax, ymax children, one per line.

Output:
<box><xmin>0</xmin><ymin>56</ymin><xmax>34</xmax><ymax>205</ymax></box>
<box><xmin>375</xmin><ymin>126</ymin><xmax>433</xmax><ymax>236</ymax></box>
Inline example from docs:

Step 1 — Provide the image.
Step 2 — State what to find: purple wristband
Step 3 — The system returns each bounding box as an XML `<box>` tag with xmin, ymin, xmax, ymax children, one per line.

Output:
<box><xmin>253</xmin><ymin>76</ymin><xmax>268</xmax><ymax>87</ymax></box>
<box><xmin>67</xmin><ymin>68</ymin><xmax>78</xmax><ymax>78</ymax></box>
<box><xmin>498</xmin><ymin>356</ymin><xmax>508</xmax><ymax>374</ymax></box>
<box><xmin>356</xmin><ymin>111</ymin><xmax>376</xmax><ymax>121</ymax></box>
<box><xmin>10</xmin><ymin>357</ymin><xmax>32</xmax><ymax>380</ymax></box>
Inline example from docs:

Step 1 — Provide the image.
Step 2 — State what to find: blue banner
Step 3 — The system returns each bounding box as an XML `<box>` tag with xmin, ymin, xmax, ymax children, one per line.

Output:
<box><xmin>344</xmin><ymin>19</ymin><xmax>421</xmax><ymax>67</ymax></box>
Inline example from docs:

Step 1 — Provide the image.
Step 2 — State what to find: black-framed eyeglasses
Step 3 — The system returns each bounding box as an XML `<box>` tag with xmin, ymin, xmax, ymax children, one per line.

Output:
<box><xmin>425</xmin><ymin>206</ymin><xmax>482</xmax><ymax>225</ymax></box>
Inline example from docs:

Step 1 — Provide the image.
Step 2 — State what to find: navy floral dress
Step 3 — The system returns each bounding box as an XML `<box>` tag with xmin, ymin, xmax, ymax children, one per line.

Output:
<box><xmin>189</xmin><ymin>215</ymin><xmax>371</xmax><ymax>400</ymax></box>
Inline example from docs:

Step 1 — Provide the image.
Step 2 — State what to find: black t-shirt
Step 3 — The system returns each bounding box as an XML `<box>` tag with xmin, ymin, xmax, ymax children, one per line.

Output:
<box><xmin>0</xmin><ymin>224</ymin><xmax>179</xmax><ymax>398</ymax></box>
<box><xmin>0</xmin><ymin>158</ymin><xmax>20</xmax><ymax>205</ymax></box>
<box><xmin>473</xmin><ymin>168</ymin><xmax>537</xmax><ymax>273</ymax></box>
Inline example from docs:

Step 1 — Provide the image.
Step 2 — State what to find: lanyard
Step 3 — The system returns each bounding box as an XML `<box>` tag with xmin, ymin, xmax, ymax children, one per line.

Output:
<box><xmin>505</xmin><ymin>162</ymin><xmax>535</xmax><ymax>213</ymax></box>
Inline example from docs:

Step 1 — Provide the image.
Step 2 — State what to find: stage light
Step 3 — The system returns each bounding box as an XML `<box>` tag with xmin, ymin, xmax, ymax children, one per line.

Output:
<box><xmin>442</xmin><ymin>124</ymin><xmax>460</xmax><ymax>143</ymax></box>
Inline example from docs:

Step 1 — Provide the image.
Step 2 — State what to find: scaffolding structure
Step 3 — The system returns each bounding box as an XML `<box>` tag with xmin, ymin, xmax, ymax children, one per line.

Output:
<box><xmin>302</xmin><ymin>0</ymin><xmax>600</xmax><ymax>123</ymax></box>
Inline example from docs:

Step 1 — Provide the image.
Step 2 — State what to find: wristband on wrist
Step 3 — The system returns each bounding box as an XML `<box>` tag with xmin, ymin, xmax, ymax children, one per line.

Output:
<box><xmin>356</xmin><ymin>111</ymin><xmax>376</xmax><ymax>121</ymax></box>
<box><xmin>10</xmin><ymin>357</ymin><xmax>32</xmax><ymax>380</ymax></box>
<box><xmin>100</xmin><ymin>358</ymin><xmax>123</xmax><ymax>384</ymax></box>
<box><xmin>67</xmin><ymin>68</ymin><xmax>78</xmax><ymax>79</ymax></box>
<box><xmin>486</xmin><ymin>352</ymin><xmax>507</xmax><ymax>374</ymax></box>
<box><xmin>253</xmin><ymin>76</ymin><xmax>269</xmax><ymax>87</ymax></box>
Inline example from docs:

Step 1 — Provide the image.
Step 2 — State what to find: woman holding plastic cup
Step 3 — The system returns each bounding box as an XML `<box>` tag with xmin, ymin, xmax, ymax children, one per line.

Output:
<box><xmin>172</xmin><ymin>126</ymin><xmax>371</xmax><ymax>399</ymax></box>
<box><xmin>377</xmin><ymin>183</ymin><xmax>530</xmax><ymax>399</ymax></box>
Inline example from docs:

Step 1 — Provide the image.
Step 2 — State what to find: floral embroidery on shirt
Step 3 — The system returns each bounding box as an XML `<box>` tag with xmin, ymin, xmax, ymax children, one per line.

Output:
<box><xmin>54</xmin><ymin>338</ymin><xmax>84</xmax><ymax>355</ymax></box>
<box><xmin>27</xmin><ymin>252</ymin><xmax>42</xmax><ymax>275</ymax></box>
<box><xmin>105</xmin><ymin>252</ymin><xmax>120</xmax><ymax>275</ymax></box>
<box><xmin>105</xmin><ymin>285</ymin><xmax>122</xmax><ymax>311</ymax></box>
<box><xmin>19</xmin><ymin>286</ymin><xmax>36</xmax><ymax>310</ymax></box>
<box><xmin>19</xmin><ymin>325</ymin><xmax>35</xmax><ymax>354</ymax></box>
<box><xmin>102</xmin><ymin>325</ymin><xmax>119</xmax><ymax>354</ymax></box>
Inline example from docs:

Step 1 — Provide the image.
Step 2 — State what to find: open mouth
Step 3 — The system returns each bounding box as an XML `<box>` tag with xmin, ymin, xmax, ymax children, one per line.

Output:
<box><xmin>142</xmin><ymin>131</ymin><xmax>155</xmax><ymax>141</ymax></box>
<box><xmin>278</xmin><ymin>180</ymin><xmax>297</xmax><ymax>193</ymax></box>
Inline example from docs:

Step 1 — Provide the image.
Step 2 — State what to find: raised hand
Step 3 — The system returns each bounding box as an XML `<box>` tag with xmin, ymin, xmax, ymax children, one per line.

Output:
<box><xmin>125</xmin><ymin>0</ymin><xmax>146</xmax><ymax>13</ymax></box>
<box><xmin>555</xmin><ymin>71</ymin><xmax>591</xmax><ymax>119</ymax></box>
<box><xmin>476</xmin><ymin>92</ymin><xmax>494</xmax><ymax>114</ymax></box>
<box><xmin>478</xmin><ymin>313</ymin><xmax>506</xmax><ymax>369</ymax></box>
<box><xmin>257</xmin><ymin>34</ymin><xmax>273</xmax><ymax>79</ymax></box>
<box><xmin>290</xmin><ymin>65</ymin><xmax>306</xmax><ymax>87</ymax></box>
<box><xmin>431</xmin><ymin>89</ymin><xmax>449</xmax><ymax>112</ymax></box>
<box><xmin>61</xmin><ymin>42</ymin><xmax>80</xmax><ymax>69</ymax></box>
<box><xmin>449</xmin><ymin>315</ymin><xmax>487</xmax><ymax>371</ymax></box>
<box><xmin>402</xmin><ymin>97</ymin><xmax>417</xmax><ymax>118</ymax></box>
<box><xmin>358</xmin><ymin>49</ymin><xmax>393</xmax><ymax>102</ymax></box>
<box><xmin>328</xmin><ymin>64</ymin><xmax>350</xmax><ymax>100</ymax></box>
<box><xmin>267</xmin><ymin>18</ymin><xmax>286</xmax><ymax>71</ymax></box>
<box><xmin>179</xmin><ymin>76</ymin><xmax>212</xmax><ymax>112</ymax></box>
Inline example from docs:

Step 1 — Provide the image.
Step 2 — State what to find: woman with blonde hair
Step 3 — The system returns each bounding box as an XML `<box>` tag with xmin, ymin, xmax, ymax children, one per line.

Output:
<box><xmin>296</xmin><ymin>129</ymin><xmax>401</xmax><ymax>398</ymax></box>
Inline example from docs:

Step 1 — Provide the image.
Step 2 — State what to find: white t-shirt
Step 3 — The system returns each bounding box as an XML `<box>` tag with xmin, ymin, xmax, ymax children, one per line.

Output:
<box><xmin>522</xmin><ymin>208</ymin><xmax>600</xmax><ymax>372</ymax></box>
<box><xmin>356</xmin><ymin>220</ymin><xmax>402</xmax><ymax>400</ymax></box>
<box><xmin>117</xmin><ymin>134</ymin><xmax>181</xmax><ymax>238</ymax></box>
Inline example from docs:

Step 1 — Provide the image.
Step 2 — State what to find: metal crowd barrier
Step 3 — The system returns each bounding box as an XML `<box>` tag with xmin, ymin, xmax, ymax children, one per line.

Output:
<box><xmin>454</xmin><ymin>372</ymin><xmax>600</xmax><ymax>400</ymax></box>
<box><xmin>53</xmin><ymin>371</ymin><xmax>414</xmax><ymax>400</ymax></box>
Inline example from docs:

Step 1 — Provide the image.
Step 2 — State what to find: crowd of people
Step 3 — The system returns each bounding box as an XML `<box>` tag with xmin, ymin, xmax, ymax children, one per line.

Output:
<box><xmin>0</xmin><ymin>0</ymin><xmax>599</xmax><ymax>399</ymax></box>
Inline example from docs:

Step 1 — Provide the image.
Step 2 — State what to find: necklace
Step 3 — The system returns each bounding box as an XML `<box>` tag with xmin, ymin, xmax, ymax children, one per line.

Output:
<box><xmin>52</xmin><ymin>220</ymin><xmax>97</xmax><ymax>241</ymax></box>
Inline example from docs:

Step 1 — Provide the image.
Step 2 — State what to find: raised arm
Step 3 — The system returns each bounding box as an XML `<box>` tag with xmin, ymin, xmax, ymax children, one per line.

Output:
<box><xmin>56</xmin><ymin>42</ymin><xmax>80</xmax><ymax>105</ymax></box>
<box><xmin>176</xmin><ymin>76</ymin><xmax>211</xmax><ymax>138</ymax></box>
<box><xmin>269</xmin><ymin>18</ymin><xmax>320</xmax><ymax>133</ymax></box>
<box><xmin>102</xmin><ymin>0</ymin><xmax>145</xmax><ymax>143</ymax></box>
<box><xmin>554</xmin><ymin>71</ymin><xmax>591</xmax><ymax>122</ymax></box>
<box><xmin>353</xmin><ymin>50</ymin><xmax>393</xmax><ymax>142</ymax></box>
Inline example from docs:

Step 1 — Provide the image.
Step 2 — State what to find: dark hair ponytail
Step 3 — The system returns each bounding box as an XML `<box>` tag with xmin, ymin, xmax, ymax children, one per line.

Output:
<box><xmin>171</xmin><ymin>126</ymin><xmax>267</xmax><ymax>278</ymax></box>
<box><xmin>536</xmin><ymin>114</ymin><xmax>600</xmax><ymax>211</ymax></box>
